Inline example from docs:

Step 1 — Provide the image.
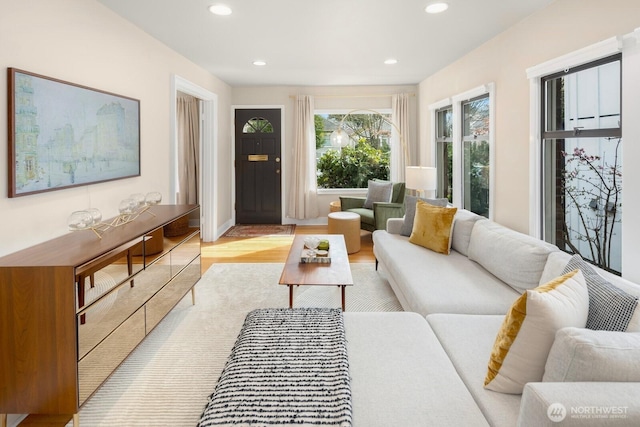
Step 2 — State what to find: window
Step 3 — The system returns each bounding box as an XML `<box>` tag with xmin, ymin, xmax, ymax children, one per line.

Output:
<box><xmin>242</xmin><ymin>117</ymin><xmax>274</xmax><ymax>133</ymax></box>
<box><xmin>435</xmin><ymin>106</ymin><xmax>453</xmax><ymax>201</ymax></box>
<box><xmin>314</xmin><ymin>111</ymin><xmax>391</xmax><ymax>189</ymax></box>
<box><xmin>431</xmin><ymin>84</ymin><xmax>493</xmax><ymax>218</ymax></box>
<box><xmin>462</xmin><ymin>95</ymin><xmax>490</xmax><ymax>217</ymax></box>
<box><xmin>541</xmin><ymin>54</ymin><xmax>622</xmax><ymax>273</ymax></box>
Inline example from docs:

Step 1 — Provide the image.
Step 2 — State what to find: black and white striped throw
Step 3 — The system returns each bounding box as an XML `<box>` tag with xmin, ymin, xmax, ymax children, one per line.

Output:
<box><xmin>198</xmin><ymin>308</ymin><xmax>352</xmax><ymax>427</ymax></box>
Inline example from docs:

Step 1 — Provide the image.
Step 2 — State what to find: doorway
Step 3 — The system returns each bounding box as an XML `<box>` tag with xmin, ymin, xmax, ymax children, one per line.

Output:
<box><xmin>172</xmin><ymin>75</ymin><xmax>218</xmax><ymax>241</ymax></box>
<box><xmin>235</xmin><ymin>108</ymin><xmax>282</xmax><ymax>224</ymax></box>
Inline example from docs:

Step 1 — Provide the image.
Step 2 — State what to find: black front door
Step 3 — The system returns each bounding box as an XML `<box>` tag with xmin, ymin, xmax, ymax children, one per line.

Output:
<box><xmin>235</xmin><ymin>109</ymin><xmax>282</xmax><ymax>224</ymax></box>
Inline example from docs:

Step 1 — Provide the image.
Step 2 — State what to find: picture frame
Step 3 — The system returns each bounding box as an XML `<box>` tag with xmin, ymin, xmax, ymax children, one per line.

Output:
<box><xmin>8</xmin><ymin>68</ymin><xmax>140</xmax><ymax>197</ymax></box>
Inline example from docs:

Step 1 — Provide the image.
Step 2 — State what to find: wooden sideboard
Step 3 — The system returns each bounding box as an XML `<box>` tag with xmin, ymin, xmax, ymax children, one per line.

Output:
<box><xmin>0</xmin><ymin>204</ymin><xmax>201</xmax><ymax>425</ymax></box>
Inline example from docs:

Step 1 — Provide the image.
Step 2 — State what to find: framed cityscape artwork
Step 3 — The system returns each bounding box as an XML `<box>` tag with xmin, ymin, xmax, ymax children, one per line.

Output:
<box><xmin>7</xmin><ymin>68</ymin><xmax>140</xmax><ymax>197</ymax></box>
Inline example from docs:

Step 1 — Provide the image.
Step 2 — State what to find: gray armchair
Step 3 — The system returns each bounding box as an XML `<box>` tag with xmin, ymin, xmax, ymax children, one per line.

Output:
<box><xmin>339</xmin><ymin>182</ymin><xmax>406</xmax><ymax>232</ymax></box>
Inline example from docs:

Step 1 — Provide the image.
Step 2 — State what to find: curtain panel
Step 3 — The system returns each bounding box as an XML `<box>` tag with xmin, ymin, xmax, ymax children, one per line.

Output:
<box><xmin>177</xmin><ymin>93</ymin><xmax>200</xmax><ymax>204</ymax></box>
<box><xmin>391</xmin><ymin>93</ymin><xmax>410</xmax><ymax>182</ymax></box>
<box><xmin>287</xmin><ymin>95</ymin><xmax>319</xmax><ymax>220</ymax></box>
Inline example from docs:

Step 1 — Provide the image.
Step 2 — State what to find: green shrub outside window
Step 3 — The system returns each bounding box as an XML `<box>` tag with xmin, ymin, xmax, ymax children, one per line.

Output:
<box><xmin>315</xmin><ymin>112</ymin><xmax>391</xmax><ymax>189</ymax></box>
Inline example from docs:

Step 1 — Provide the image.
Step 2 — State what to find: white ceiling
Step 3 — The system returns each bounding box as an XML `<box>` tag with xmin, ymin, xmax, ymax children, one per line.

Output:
<box><xmin>96</xmin><ymin>0</ymin><xmax>554</xmax><ymax>87</ymax></box>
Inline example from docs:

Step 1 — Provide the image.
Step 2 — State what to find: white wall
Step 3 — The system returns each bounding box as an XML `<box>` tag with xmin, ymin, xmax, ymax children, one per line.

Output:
<box><xmin>0</xmin><ymin>0</ymin><xmax>232</xmax><ymax>258</ymax></box>
<box><xmin>232</xmin><ymin>85</ymin><xmax>418</xmax><ymax>221</ymax></box>
<box><xmin>418</xmin><ymin>0</ymin><xmax>640</xmax><ymax>279</ymax></box>
<box><xmin>419</xmin><ymin>0</ymin><xmax>640</xmax><ymax>230</ymax></box>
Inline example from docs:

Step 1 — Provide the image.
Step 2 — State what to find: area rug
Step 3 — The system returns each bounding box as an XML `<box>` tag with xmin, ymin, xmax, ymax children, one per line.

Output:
<box><xmin>67</xmin><ymin>263</ymin><xmax>400</xmax><ymax>426</ymax></box>
<box><xmin>222</xmin><ymin>224</ymin><xmax>296</xmax><ymax>237</ymax></box>
<box><xmin>198</xmin><ymin>308</ymin><xmax>352</xmax><ymax>427</ymax></box>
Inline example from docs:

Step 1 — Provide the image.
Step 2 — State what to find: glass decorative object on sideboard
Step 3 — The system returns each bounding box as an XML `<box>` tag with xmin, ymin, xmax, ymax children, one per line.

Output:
<box><xmin>145</xmin><ymin>191</ymin><xmax>162</xmax><ymax>205</ymax></box>
<box><xmin>118</xmin><ymin>198</ymin><xmax>137</xmax><ymax>215</ymax></box>
<box><xmin>68</xmin><ymin>210</ymin><xmax>94</xmax><ymax>231</ymax></box>
<box><xmin>85</xmin><ymin>208</ymin><xmax>102</xmax><ymax>225</ymax></box>
<box><xmin>129</xmin><ymin>193</ymin><xmax>146</xmax><ymax>208</ymax></box>
<box><xmin>68</xmin><ymin>191</ymin><xmax>163</xmax><ymax>238</ymax></box>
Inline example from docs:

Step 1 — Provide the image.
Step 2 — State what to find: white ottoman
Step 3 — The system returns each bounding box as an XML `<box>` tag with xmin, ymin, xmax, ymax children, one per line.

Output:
<box><xmin>328</xmin><ymin>211</ymin><xmax>361</xmax><ymax>254</ymax></box>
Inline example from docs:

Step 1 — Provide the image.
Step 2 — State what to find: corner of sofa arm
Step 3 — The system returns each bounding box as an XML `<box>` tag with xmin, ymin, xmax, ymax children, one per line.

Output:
<box><xmin>385</xmin><ymin>217</ymin><xmax>405</xmax><ymax>234</ymax></box>
<box><xmin>372</xmin><ymin>202</ymin><xmax>405</xmax><ymax>231</ymax></box>
<box><xmin>339</xmin><ymin>196</ymin><xmax>365</xmax><ymax>210</ymax></box>
<box><xmin>518</xmin><ymin>382</ymin><xmax>640</xmax><ymax>427</ymax></box>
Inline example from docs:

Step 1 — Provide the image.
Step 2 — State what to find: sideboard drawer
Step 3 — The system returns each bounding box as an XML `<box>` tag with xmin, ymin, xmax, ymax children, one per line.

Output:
<box><xmin>145</xmin><ymin>256</ymin><xmax>201</xmax><ymax>333</ymax></box>
<box><xmin>77</xmin><ymin>259</ymin><xmax>171</xmax><ymax>359</ymax></box>
<box><xmin>78</xmin><ymin>308</ymin><xmax>145</xmax><ymax>405</ymax></box>
<box><xmin>171</xmin><ymin>231</ymin><xmax>201</xmax><ymax>277</ymax></box>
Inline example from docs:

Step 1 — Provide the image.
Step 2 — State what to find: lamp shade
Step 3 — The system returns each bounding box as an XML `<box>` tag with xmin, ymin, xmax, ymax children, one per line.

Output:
<box><xmin>405</xmin><ymin>166</ymin><xmax>437</xmax><ymax>191</ymax></box>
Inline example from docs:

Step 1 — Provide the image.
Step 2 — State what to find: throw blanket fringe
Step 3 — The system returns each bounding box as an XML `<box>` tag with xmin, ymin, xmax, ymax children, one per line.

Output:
<box><xmin>198</xmin><ymin>308</ymin><xmax>352</xmax><ymax>427</ymax></box>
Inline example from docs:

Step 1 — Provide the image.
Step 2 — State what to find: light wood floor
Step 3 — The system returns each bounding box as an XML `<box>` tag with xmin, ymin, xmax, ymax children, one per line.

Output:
<box><xmin>201</xmin><ymin>225</ymin><xmax>375</xmax><ymax>271</ymax></box>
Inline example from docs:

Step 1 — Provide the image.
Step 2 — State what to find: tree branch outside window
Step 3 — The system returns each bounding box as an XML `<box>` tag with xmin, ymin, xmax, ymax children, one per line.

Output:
<box><xmin>560</xmin><ymin>137</ymin><xmax>622</xmax><ymax>273</ymax></box>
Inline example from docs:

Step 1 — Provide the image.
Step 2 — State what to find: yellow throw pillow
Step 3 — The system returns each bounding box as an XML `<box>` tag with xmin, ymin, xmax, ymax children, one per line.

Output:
<box><xmin>484</xmin><ymin>269</ymin><xmax>589</xmax><ymax>394</ymax></box>
<box><xmin>408</xmin><ymin>201</ymin><xmax>457</xmax><ymax>254</ymax></box>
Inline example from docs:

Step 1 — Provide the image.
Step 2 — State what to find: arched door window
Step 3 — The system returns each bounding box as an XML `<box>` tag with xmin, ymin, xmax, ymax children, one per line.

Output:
<box><xmin>242</xmin><ymin>117</ymin><xmax>274</xmax><ymax>134</ymax></box>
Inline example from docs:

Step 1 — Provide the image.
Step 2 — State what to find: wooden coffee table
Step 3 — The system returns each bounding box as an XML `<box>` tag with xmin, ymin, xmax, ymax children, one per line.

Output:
<box><xmin>279</xmin><ymin>234</ymin><xmax>353</xmax><ymax>311</ymax></box>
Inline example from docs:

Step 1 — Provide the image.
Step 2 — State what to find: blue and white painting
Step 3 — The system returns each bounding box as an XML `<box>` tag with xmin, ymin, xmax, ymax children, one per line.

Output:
<box><xmin>10</xmin><ymin>69</ymin><xmax>140</xmax><ymax>197</ymax></box>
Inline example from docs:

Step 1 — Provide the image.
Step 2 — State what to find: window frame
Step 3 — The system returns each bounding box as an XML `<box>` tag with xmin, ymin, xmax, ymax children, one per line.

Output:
<box><xmin>539</xmin><ymin>54</ymin><xmax>622</xmax><ymax>273</ymax></box>
<box><xmin>541</xmin><ymin>54</ymin><xmax>622</xmax><ymax>141</ymax></box>
<box><xmin>527</xmin><ymin>36</ymin><xmax>623</xmax><ymax>238</ymax></box>
<box><xmin>314</xmin><ymin>108</ymin><xmax>393</xmax><ymax>193</ymax></box>
<box><xmin>435</xmin><ymin>105</ymin><xmax>453</xmax><ymax>201</ymax></box>
<box><xmin>461</xmin><ymin>93</ymin><xmax>491</xmax><ymax>217</ymax></box>
<box><xmin>430</xmin><ymin>83</ymin><xmax>495</xmax><ymax>218</ymax></box>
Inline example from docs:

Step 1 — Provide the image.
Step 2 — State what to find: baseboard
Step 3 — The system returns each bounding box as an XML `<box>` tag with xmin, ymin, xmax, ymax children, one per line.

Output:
<box><xmin>215</xmin><ymin>219</ymin><xmax>234</xmax><ymax>240</ymax></box>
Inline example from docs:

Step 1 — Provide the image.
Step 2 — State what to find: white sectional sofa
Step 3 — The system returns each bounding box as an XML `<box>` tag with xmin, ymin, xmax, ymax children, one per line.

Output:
<box><xmin>344</xmin><ymin>312</ymin><xmax>490</xmax><ymax>426</ymax></box>
<box><xmin>356</xmin><ymin>209</ymin><xmax>640</xmax><ymax>426</ymax></box>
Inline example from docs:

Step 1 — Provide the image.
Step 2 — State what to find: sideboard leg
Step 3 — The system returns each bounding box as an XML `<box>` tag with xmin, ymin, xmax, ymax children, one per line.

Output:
<box><xmin>73</xmin><ymin>413</ymin><xmax>79</xmax><ymax>427</ymax></box>
<box><xmin>191</xmin><ymin>287</ymin><xmax>196</xmax><ymax>305</ymax></box>
<box><xmin>1</xmin><ymin>413</ymin><xmax>7</xmax><ymax>427</ymax></box>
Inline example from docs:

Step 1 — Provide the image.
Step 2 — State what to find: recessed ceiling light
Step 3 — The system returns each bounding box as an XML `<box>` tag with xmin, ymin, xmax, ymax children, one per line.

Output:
<box><xmin>253</xmin><ymin>60</ymin><xmax>266</xmax><ymax>66</ymax></box>
<box><xmin>209</xmin><ymin>4</ymin><xmax>232</xmax><ymax>16</ymax></box>
<box><xmin>425</xmin><ymin>2</ymin><xmax>449</xmax><ymax>14</ymax></box>
<box><xmin>384</xmin><ymin>59</ymin><xmax>398</xmax><ymax>65</ymax></box>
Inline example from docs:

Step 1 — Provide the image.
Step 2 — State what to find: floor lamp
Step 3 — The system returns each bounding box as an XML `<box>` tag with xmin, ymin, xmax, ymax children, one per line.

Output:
<box><xmin>405</xmin><ymin>166</ymin><xmax>437</xmax><ymax>198</ymax></box>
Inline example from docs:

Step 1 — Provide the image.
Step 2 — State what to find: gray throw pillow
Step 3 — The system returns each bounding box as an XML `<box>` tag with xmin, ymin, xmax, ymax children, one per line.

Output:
<box><xmin>363</xmin><ymin>180</ymin><xmax>393</xmax><ymax>209</ymax></box>
<box><xmin>400</xmin><ymin>195</ymin><xmax>449</xmax><ymax>237</ymax></box>
<box><xmin>562</xmin><ymin>254</ymin><xmax>638</xmax><ymax>331</ymax></box>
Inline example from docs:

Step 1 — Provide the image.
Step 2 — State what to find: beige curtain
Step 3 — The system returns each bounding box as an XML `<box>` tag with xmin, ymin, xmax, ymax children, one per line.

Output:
<box><xmin>391</xmin><ymin>93</ymin><xmax>410</xmax><ymax>182</ymax></box>
<box><xmin>287</xmin><ymin>95</ymin><xmax>319</xmax><ymax>219</ymax></box>
<box><xmin>177</xmin><ymin>93</ymin><xmax>200</xmax><ymax>204</ymax></box>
